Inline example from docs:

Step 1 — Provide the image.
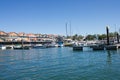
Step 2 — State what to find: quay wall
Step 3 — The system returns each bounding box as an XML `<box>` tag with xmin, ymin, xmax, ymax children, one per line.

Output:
<box><xmin>0</xmin><ymin>41</ymin><xmax>52</xmax><ymax>45</ymax></box>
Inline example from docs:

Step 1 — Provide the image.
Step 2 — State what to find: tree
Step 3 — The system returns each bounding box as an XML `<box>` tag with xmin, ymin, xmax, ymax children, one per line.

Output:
<box><xmin>77</xmin><ymin>35</ymin><xmax>83</xmax><ymax>40</ymax></box>
<box><xmin>98</xmin><ymin>34</ymin><xmax>106</xmax><ymax>40</ymax></box>
<box><xmin>72</xmin><ymin>34</ymin><xmax>78</xmax><ymax>40</ymax></box>
<box><xmin>85</xmin><ymin>34</ymin><xmax>96</xmax><ymax>40</ymax></box>
<box><xmin>72</xmin><ymin>34</ymin><xmax>83</xmax><ymax>41</ymax></box>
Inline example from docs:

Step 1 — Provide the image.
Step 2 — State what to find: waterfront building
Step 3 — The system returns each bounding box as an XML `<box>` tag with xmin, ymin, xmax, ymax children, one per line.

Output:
<box><xmin>0</xmin><ymin>30</ymin><xmax>66</xmax><ymax>45</ymax></box>
<box><xmin>0</xmin><ymin>38</ymin><xmax>4</xmax><ymax>42</ymax></box>
<box><xmin>0</xmin><ymin>31</ymin><xmax>8</xmax><ymax>42</ymax></box>
<box><xmin>26</xmin><ymin>33</ymin><xmax>37</xmax><ymax>42</ymax></box>
<box><xmin>7</xmin><ymin>32</ymin><xmax>19</xmax><ymax>42</ymax></box>
<box><xmin>0</xmin><ymin>31</ymin><xmax>8</xmax><ymax>37</ymax></box>
<box><xmin>18</xmin><ymin>32</ymin><xmax>26</xmax><ymax>37</ymax></box>
<box><xmin>8</xmin><ymin>32</ymin><xmax>18</xmax><ymax>37</ymax></box>
<box><xmin>34</xmin><ymin>34</ymin><xmax>43</xmax><ymax>41</ymax></box>
<box><xmin>18</xmin><ymin>32</ymin><xmax>30</xmax><ymax>42</ymax></box>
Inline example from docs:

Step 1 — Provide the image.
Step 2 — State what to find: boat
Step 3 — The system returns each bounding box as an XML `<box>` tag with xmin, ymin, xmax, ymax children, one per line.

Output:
<box><xmin>0</xmin><ymin>45</ymin><xmax>6</xmax><ymax>50</ymax></box>
<box><xmin>13</xmin><ymin>45</ymin><xmax>30</xmax><ymax>50</ymax></box>
<box><xmin>32</xmin><ymin>44</ymin><xmax>43</xmax><ymax>49</ymax></box>
<box><xmin>73</xmin><ymin>42</ymin><xmax>93</xmax><ymax>51</ymax></box>
<box><xmin>73</xmin><ymin>42</ymin><xmax>83</xmax><ymax>51</ymax></box>
<box><xmin>64</xmin><ymin>39</ymin><xmax>74</xmax><ymax>47</ymax></box>
<box><xmin>57</xmin><ymin>42</ymin><xmax>64</xmax><ymax>47</ymax></box>
<box><xmin>6</xmin><ymin>45</ymin><xmax>14</xmax><ymax>49</ymax></box>
<box><xmin>64</xmin><ymin>43</ymin><xmax>74</xmax><ymax>47</ymax></box>
<box><xmin>32</xmin><ymin>43</ymin><xmax>56</xmax><ymax>49</ymax></box>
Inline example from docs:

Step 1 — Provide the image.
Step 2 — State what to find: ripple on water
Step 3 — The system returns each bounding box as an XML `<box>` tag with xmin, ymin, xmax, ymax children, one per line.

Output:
<box><xmin>0</xmin><ymin>48</ymin><xmax>120</xmax><ymax>80</ymax></box>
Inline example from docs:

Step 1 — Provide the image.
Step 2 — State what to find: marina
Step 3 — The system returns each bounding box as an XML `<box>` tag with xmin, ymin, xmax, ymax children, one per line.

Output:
<box><xmin>1</xmin><ymin>0</ymin><xmax>120</xmax><ymax>80</ymax></box>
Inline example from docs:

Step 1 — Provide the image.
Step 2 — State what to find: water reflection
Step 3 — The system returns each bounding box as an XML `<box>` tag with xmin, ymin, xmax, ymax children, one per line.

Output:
<box><xmin>106</xmin><ymin>50</ymin><xmax>120</xmax><ymax>64</ymax></box>
<box><xmin>107</xmin><ymin>51</ymin><xmax>112</xmax><ymax>64</ymax></box>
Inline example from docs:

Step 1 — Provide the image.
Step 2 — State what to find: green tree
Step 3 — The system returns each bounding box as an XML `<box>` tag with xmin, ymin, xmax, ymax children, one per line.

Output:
<box><xmin>72</xmin><ymin>34</ymin><xmax>83</xmax><ymax>41</ymax></box>
<box><xmin>98</xmin><ymin>34</ymin><xmax>106</xmax><ymax>40</ymax></box>
<box><xmin>72</xmin><ymin>34</ymin><xmax>78</xmax><ymax>40</ymax></box>
<box><xmin>85</xmin><ymin>34</ymin><xmax>96</xmax><ymax>40</ymax></box>
<box><xmin>77</xmin><ymin>35</ymin><xmax>83</xmax><ymax>40</ymax></box>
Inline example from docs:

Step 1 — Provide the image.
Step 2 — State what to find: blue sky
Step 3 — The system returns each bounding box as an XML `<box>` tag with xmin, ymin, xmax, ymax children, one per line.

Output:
<box><xmin>0</xmin><ymin>0</ymin><xmax>120</xmax><ymax>35</ymax></box>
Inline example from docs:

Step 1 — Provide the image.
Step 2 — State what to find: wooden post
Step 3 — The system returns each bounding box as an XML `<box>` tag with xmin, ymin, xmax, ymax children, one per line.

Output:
<box><xmin>117</xmin><ymin>33</ymin><xmax>119</xmax><ymax>43</ymax></box>
<box><xmin>106</xmin><ymin>26</ymin><xmax>109</xmax><ymax>45</ymax></box>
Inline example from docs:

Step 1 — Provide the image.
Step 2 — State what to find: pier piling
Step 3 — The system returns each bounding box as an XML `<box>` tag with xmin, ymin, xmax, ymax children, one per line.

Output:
<box><xmin>106</xmin><ymin>26</ymin><xmax>110</xmax><ymax>45</ymax></box>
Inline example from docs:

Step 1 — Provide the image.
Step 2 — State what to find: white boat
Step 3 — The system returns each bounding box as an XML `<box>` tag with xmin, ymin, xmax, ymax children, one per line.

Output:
<box><xmin>64</xmin><ymin>39</ymin><xmax>75</xmax><ymax>47</ymax></box>
<box><xmin>73</xmin><ymin>42</ymin><xmax>93</xmax><ymax>51</ymax></box>
<box><xmin>14</xmin><ymin>45</ymin><xmax>30</xmax><ymax>50</ymax></box>
<box><xmin>0</xmin><ymin>45</ymin><xmax>6</xmax><ymax>50</ymax></box>
<box><xmin>32</xmin><ymin>44</ymin><xmax>43</xmax><ymax>49</ymax></box>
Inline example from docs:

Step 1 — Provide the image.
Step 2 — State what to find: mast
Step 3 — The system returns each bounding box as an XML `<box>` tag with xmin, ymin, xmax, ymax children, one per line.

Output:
<box><xmin>70</xmin><ymin>21</ymin><xmax>71</xmax><ymax>37</ymax></box>
<box><xmin>66</xmin><ymin>23</ymin><xmax>68</xmax><ymax>37</ymax></box>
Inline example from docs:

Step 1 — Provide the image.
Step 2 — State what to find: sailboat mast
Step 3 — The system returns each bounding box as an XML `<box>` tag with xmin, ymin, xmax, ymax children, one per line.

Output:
<box><xmin>66</xmin><ymin>23</ymin><xmax>68</xmax><ymax>37</ymax></box>
<box><xmin>70</xmin><ymin>21</ymin><xmax>71</xmax><ymax>37</ymax></box>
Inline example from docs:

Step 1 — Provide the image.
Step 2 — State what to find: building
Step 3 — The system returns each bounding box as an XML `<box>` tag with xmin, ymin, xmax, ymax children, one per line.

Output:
<box><xmin>0</xmin><ymin>31</ymin><xmax>8</xmax><ymax>42</ymax></box>
<box><xmin>26</xmin><ymin>33</ymin><xmax>37</xmax><ymax>42</ymax></box>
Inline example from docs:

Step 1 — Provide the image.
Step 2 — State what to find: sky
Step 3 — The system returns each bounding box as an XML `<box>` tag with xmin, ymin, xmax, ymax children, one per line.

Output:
<box><xmin>0</xmin><ymin>0</ymin><xmax>120</xmax><ymax>36</ymax></box>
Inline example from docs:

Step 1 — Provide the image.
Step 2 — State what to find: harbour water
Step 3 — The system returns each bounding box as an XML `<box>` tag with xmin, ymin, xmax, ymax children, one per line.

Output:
<box><xmin>0</xmin><ymin>47</ymin><xmax>120</xmax><ymax>80</ymax></box>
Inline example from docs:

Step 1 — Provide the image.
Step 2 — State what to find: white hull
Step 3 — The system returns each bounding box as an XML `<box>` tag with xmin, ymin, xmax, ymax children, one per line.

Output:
<box><xmin>0</xmin><ymin>46</ymin><xmax>6</xmax><ymax>50</ymax></box>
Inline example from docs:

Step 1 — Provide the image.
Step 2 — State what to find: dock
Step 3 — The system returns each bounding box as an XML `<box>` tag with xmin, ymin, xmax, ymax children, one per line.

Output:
<box><xmin>91</xmin><ymin>46</ymin><xmax>104</xmax><ymax>50</ymax></box>
<box><xmin>105</xmin><ymin>44</ymin><xmax>120</xmax><ymax>50</ymax></box>
<box><xmin>73</xmin><ymin>44</ymin><xmax>120</xmax><ymax>51</ymax></box>
<box><xmin>0</xmin><ymin>41</ymin><xmax>52</xmax><ymax>45</ymax></box>
<box><xmin>73</xmin><ymin>46</ymin><xmax>83</xmax><ymax>51</ymax></box>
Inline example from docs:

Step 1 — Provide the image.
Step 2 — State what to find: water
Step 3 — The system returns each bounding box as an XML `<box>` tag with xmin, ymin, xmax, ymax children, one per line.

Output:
<box><xmin>0</xmin><ymin>47</ymin><xmax>120</xmax><ymax>80</ymax></box>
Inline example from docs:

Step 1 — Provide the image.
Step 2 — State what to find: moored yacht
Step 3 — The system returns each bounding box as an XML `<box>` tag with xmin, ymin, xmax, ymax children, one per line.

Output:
<box><xmin>0</xmin><ymin>45</ymin><xmax>6</xmax><ymax>50</ymax></box>
<box><xmin>13</xmin><ymin>45</ymin><xmax>30</xmax><ymax>50</ymax></box>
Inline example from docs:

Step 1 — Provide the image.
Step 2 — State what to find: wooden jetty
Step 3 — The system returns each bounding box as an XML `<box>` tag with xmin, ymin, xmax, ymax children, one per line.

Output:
<box><xmin>105</xmin><ymin>44</ymin><xmax>120</xmax><ymax>50</ymax></box>
<box><xmin>73</xmin><ymin>44</ymin><xmax>120</xmax><ymax>51</ymax></box>
<box><xmin>73</xmin><ymin>46</ymin><xmax>83</xmax><ymax>51</ymax></box>
<box><xmin>91</xmin><ymin>46</ymin><xmax>104</xmax><ymax>50</ymax></box>
<box><xmin>92</xmin><ymin>44</ymin><xmax>120</xmax><ymax>50</ymax></box>
<box><xmin>14</xmin><ymin>46</ymin><xmax>30</xmax><ymax>50</ymax></box>
<box><xmin>73</xmin><ymin>45</ymin><xmax>93</xmax><ymax>51</ymax></box>
<box><xmin>0</xmin><ymin>41</ymin><xmax>52</xmax><ymax>45</ymax></box>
